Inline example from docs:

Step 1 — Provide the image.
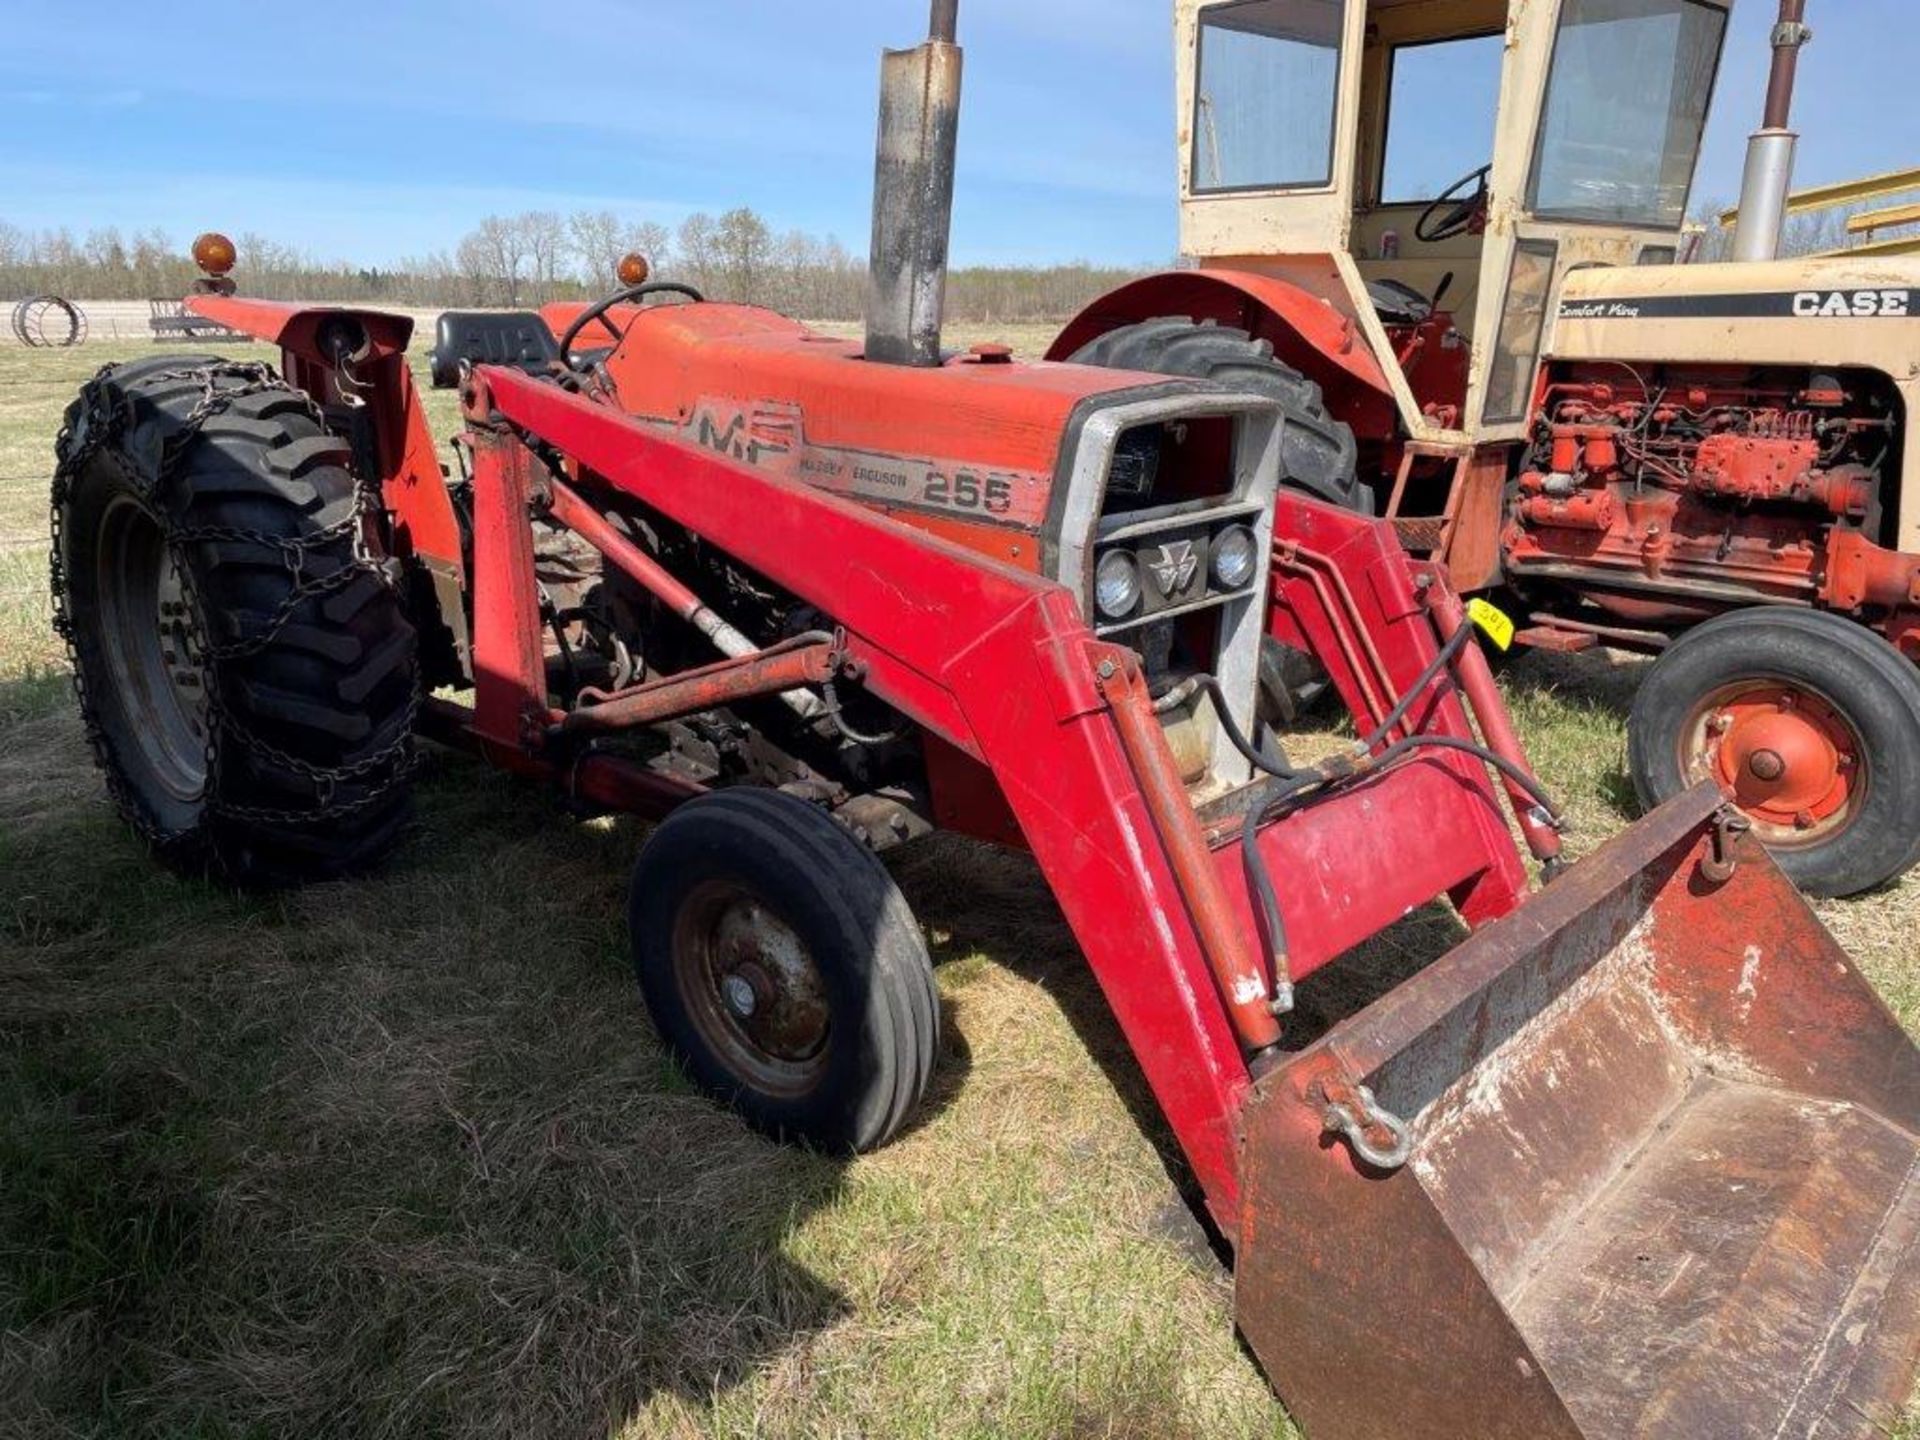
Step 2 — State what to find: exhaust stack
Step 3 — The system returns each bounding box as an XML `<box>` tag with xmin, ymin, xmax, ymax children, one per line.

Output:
<box><xmin>1732</xmin><ymin>0</ymin><xmax>1813</xmax><ymax>263</ymax></box>
<box><xmin>865</xmin><ymin>1</ymin><xmax>964</xmax><ymax>367</ymax></box>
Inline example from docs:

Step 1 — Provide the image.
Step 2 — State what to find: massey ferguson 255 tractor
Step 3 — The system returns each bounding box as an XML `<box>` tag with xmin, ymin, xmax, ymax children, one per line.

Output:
<box><xmin>1050</xmin><ymin>0</ymin><xmax>1920</xmax><ymax>899</ymax></box>
<box><xmin>47</xmin><ymin>5</ymin><xmax>1920</xmax><ymax>1438</ymax></box>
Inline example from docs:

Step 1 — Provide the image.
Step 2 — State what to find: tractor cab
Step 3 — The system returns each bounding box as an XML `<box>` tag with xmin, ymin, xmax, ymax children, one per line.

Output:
<box><xmin>1177</xmin><ymin>0</ymin><xmax>1729</xmax><ymax>443</ymax></box>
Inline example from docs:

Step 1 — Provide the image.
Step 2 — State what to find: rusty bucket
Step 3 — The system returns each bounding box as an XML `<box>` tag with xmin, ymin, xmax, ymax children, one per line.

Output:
<box><xmin>1236</xmin><ymin>785</ymin><xmax>1920</xmax><ymax>1440</ymax></box>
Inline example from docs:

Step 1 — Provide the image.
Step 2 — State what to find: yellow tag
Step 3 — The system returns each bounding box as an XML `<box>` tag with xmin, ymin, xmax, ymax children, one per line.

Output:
<box><xmin>1467</xmin><ymin>598</ymin><xmax>1516</xmax><ymax>652</ymax></box>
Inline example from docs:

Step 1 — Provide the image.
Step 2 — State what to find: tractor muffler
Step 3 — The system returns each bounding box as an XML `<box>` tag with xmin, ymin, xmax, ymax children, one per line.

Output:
<box><xmin>1234</xmin><ymin>783</ymin><xmax>1920</xmax><ymax>1439</ymax></box>
<box><xmin>864</xmin><ymin>0</ymin><xmax>963</xmax><ymax>367</ymax></box>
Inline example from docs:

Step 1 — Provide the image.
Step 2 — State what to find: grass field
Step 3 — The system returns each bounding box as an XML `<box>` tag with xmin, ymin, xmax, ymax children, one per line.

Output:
<box><xmin>2</xmin><ymin>330</ymin><xmax>1915</xmax><ymax>1440</ymax></box>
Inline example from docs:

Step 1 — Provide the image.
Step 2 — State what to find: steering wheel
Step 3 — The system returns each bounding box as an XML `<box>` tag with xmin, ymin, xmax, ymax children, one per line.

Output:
<box><xmin>559</xmin><ymin>282</ymin><xmax>706</xmax><ymax>368</ymax></box>
<box><xmin>1416</xmin><ymin>164</ymin><xmax>1493</xmax><ymax>244</ymax></box>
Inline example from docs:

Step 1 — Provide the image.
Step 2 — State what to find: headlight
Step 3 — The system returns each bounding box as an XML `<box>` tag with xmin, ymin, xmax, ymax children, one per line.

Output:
<box><xmin>1211</xmin><ymin>524</ymin><xmax>1259</xmax><ymax>591</ymax></box>
<box><xmin>1095</xmin><ymin>550</ymin><xmax>1142</xmax><ymax>620</ymax></box>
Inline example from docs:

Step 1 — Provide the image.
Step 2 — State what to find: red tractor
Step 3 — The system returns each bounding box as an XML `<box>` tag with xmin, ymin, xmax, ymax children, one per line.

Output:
<box><xmin>47</xmin><ymin>7</ymin><xmax>1920</xmax><ymax>1437</ymax></box>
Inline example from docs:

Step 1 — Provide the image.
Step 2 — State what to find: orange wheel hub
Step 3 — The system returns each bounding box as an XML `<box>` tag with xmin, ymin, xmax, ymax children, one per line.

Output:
<box><xmin>1685</xmin><ymin>684</ymin><xmax>1862</xmax><ymax>845</ymax></box>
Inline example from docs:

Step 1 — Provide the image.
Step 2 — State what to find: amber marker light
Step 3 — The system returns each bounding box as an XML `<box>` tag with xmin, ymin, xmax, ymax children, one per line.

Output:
<box><xmin>617</xmin><ymin>252</ymin><xmax>651</xmax><ymax>287</ymax></box>
<box><xmin>191</xmin><ymin>232</ymin><xmax>238</xmax><ymax>277</ymax></box>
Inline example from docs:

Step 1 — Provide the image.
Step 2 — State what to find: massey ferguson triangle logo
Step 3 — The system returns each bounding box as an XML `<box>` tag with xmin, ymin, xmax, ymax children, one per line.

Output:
<box><xmin>1148</xmin><ymin>541</ymin><xmax>1199</xmax><ymax>597</ymax></box>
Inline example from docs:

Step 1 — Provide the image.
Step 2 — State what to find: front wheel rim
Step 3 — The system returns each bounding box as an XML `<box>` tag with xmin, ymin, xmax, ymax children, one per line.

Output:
<box><xmin>671</xmin><ymin>879</ymin><xmax>831</xmax><ymax>1099</ymax></box>
<box><xmin>1678</xmin><ymin>680</ymin><xmax>1866</xmax><ymax>850</ymax></box>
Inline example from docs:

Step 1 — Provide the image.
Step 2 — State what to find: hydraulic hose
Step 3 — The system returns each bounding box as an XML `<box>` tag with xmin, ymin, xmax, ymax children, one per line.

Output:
<box><xmin>1177</xmin><ymin>621</ymin><xmax>1565</xmax><ymax>1021</ymax></box>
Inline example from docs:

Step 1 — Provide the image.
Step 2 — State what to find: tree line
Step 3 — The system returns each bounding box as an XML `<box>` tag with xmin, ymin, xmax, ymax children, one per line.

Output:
<box><xmin>0</xmin><ymin>209</ymin><xmax>1147</xmax><ymax>325</ymax></box>
<box><xmin>9</xmin><ymin>200</ymin><xmax>1886</xmax><ymax>326</ymax></box>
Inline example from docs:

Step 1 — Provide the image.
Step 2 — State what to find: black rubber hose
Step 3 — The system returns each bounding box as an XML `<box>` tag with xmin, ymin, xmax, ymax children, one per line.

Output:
<box><xmin>1366</xmin><ymin>733</ymin><xmax>1565</xmax><ymax>826</ymax></box>
<box><xmin>1219</xmin><ymin>621</ymin><xmax>1563</xmax><ymax>1021</ymax></box>
<box><xmin>1189</xmin><ymin>675</ymin><xmax>1311</xmax><ymax>784</ymax></box>
<box><xmin>1356</xmin><ymin>619</ymin><xmax>1473</xmax><ymax>753</ymax></box>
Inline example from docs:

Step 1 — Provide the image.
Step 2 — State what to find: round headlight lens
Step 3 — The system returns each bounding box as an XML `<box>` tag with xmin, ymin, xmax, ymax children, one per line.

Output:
<box><xmin>1094</xmin><ymin>550</ymin><xmax>1142</xmax><ymax>620</ymax></box>
<box><xmin>1211</xmin><ymin>525</ymin><xmax>1259</xmax><ymax>591</ymax></box>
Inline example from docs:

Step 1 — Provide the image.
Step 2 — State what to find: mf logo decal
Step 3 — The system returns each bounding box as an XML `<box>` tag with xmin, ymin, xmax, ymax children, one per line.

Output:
<box><xmin>681</xmin><ymin>399</ymin><xmax>1047</xmax><ymax>527</ymax></box>
<box><xmin>1147</xmin><ymin>540</ymin><xmax>1200</xmax><ymax>597</ymax></box>
<box><xmin>1793</xmin><ymin>289</ymin><xmax>1912</xmax><ymax>318</ymax></box>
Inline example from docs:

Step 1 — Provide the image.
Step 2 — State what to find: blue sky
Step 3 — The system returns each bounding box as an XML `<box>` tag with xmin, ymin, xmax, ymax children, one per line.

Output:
<box><xmin>0</xmin><ymin>1</ymin><xmax>1913</xmax><ymax>268</ymax></box>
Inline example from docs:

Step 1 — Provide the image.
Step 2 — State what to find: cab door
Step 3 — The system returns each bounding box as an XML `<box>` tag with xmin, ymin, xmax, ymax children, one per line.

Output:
<box><xmin>1466</xmin><ymin>0</ymin><xmax>1732</xmax><ymax>438</ymax></box>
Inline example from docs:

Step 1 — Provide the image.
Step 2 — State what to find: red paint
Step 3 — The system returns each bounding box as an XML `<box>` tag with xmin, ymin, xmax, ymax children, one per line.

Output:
<box><xmin>1696</xmin><ymin>685</ymin><xmax>1859</xmax><ymax>835</ymax></box>
<box><xmin>455</xmin><ymin>365</ymin><xmax>1552</xmax><ymax>1230</ymax></box>
<box><xmin>559</xmin><ymin>640</ymin><xmax>838</xmax><ymax>736</ymax></box>
<box><xmin>1424</xmin><ymin>582</ymin><xmax>1565</xmax><ymax>868</ymax></box>
<box><xmin>1050</xmin><ymin>268</ymin><xmax>1392</xmax><ymax>396</ymax></box>
<box><xmin>465</xmin><ymin>419</ymin><xmax>549</xmax><ymax>752</ymax></box>
<box><xmin>185</xmin><ymin>295</ymin><xmax>465</xmax><ymax>581</ymax></box>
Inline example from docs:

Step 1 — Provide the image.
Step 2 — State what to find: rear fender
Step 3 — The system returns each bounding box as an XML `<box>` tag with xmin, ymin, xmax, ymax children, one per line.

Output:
<box><xmin>184</xmin><ymin>296</ymin><xmax>466</xmax><ymax>604</ymax></box>
<box><xmin>1049</xmin><ymin>268</ymin><xmax>1397</xmax><ymax>438</ymax></box>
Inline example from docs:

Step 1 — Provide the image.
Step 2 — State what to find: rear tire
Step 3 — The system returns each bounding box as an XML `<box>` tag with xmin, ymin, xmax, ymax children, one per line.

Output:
<box><xmin>52</xmin><ymin>356</ymin><xmax>418</xmax><ymax>885</ymax></box>
<box><xmin>1628</xmin><ymin>608</ymin><xmax>1920</xmax><ymax>898</ymax></box>
<box><xmin>1066</xmin><ymin>317</ymin><xmax>1368</xmax><ymax>513</ymax></box>
<box><xmin>629</xmin><ymin>789</ymin><xmax>940</xmax><ymax>1153</ymax></box>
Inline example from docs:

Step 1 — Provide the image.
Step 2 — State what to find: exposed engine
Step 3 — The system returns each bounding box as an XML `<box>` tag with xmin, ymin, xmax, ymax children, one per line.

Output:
<box><xmin>1505</xmin><ymin>364</ymin><xmax>1915</xmax><ymax>644</ymax></box>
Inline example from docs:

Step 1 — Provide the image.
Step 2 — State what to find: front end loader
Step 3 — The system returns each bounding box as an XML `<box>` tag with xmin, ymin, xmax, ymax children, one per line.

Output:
<box><xmin>48</xmin><ymin>5</ymin><xmax>1920</xmax><ymax>1435</ymax></box>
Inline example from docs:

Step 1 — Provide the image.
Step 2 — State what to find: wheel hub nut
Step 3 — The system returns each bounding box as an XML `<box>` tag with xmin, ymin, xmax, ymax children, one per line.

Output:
<box><xmin>1748</xmin><ymin>749</ymin><xmax>1787</xmax><ymax>783</ymax></box>
<box><xmin>722</xmin><ymin>974</ymin><xmax>758</xmax><ymax>1019</ymax></box>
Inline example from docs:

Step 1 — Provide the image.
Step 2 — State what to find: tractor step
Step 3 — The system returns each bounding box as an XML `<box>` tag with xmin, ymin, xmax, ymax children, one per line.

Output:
<box><xmin>1514</xmin><ymin>623</ymin><xmax>1598</xmax><ymax>653</ymax></box>
<box><xmin>1232</xmin><ymin>784</ymin><xmax>1920</xmax><ymax>1440</ymax></box>
<box><xmin>1389</xmin><ymin>516</ymin><xmax>1447</xmax><ymax>553</ymax></box>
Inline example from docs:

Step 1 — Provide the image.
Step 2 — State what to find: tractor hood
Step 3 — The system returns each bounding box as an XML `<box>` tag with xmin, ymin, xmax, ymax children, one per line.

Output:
<box><xmin>541</xmin><ymin>299</ymin><xmax>1276</xmax><ymax>575</ymax></box>
<box><xmin>1551</xmin><ymin>258</ymin><xmax>1920</xmax><ymax>370</ymax></box>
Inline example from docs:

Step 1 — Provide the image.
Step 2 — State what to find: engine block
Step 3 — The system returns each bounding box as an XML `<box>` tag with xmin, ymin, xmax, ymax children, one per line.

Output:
<box><xmin>1504</xmin><ymin>364</ymin><xmax>1919</xmax><ymax>654</ymax></box>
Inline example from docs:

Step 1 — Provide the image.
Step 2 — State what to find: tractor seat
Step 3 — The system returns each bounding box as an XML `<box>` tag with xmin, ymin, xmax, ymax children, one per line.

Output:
<box><xmin>1366</xmin><ymin>279</ymin><xmax>1434</xmax><ymax>327</ymax></box>
<box><xmin>428</xmin><ymin>311</ymin><xmax>562</xmax><ymax>390</ymax></box>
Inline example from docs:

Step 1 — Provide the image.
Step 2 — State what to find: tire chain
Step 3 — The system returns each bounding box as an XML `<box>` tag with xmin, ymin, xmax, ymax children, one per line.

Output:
<box><xmin>50</xmin><ymin>360</ymin><xmax>419</xmax><ymax>851</ymax></box>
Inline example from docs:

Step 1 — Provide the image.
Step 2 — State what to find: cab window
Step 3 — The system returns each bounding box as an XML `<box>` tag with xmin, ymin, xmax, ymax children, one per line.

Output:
<box><xmin>1380</xmin><ymin>34</ymin><xmax>1505</xmax><ymax>204</ymax></box>
<box><xmin>1529</xmin><ymin>0</ymin><xmax>1726</xmax><ymax>227</ymax></box>
<box><xmin>1192</xmin><ymin>0</ymin><xmax>1346</xmax><ymax>193</ymax></box>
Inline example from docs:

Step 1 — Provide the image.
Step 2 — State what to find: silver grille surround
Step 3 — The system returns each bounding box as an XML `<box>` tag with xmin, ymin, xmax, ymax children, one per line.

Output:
<box><xmin>1055</xmin><ymin>390</ymin><xmax>1284</xmax><ymax>788</ymax></box>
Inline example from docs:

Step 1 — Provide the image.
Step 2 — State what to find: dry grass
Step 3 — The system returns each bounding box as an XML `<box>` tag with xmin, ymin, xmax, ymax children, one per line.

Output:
<box><xmin>1</xmin><ymin>334</ymin><xmax>1915</xmax><ymax>1440</ymax></box>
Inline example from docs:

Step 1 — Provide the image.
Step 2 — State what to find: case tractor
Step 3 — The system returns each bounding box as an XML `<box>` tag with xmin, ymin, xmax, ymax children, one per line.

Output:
<box><xmin>1049</xmin><ymin>0</ymin><xmax>1920</xmax><ymax>900</ymax></box>
<box><xmin>47</xmin><ymin>3</ymin><xmax>1920</xmax><ymax>1436</ymax></box>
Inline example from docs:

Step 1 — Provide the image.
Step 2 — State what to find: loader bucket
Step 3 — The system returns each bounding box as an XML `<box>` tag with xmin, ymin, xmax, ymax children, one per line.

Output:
<box><xmin>1236</xmin><ymin>784</ymin><xmax>1920</xmax><ymax>1440</ymax></box>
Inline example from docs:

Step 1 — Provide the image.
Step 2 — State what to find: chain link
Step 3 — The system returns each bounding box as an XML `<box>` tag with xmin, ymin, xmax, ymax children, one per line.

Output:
<box><xmin>49</xmin><ymin>360</ymin><xmax>418</xmax><ymax>853</ymax></box>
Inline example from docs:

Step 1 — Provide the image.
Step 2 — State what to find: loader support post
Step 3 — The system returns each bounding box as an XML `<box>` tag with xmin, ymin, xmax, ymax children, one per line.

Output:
<box><xmin>466</xmin><ymin>421</ymin><xmax>550</xmax><ymax>753</ymax></box>
<box><xmin>1097</xmin><ymin>653</ymin><xmax>1283</xmax><ymax>1055</ymax></box>
<box><xmin>1422</xmin><ymin>583</ymin><xmax>1565</xmax><ymax>870</ymax></box>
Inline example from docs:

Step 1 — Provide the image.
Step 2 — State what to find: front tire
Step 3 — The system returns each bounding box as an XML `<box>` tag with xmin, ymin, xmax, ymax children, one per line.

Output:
<box><xmin>52</xmin><ymin>357</ymin><xmax>419</xmax><ymax>885</ymax></box>
<box><xmin>1628</xmin><ymin>607</ymin><xmax>1920</xmax><ymax>898</ymax></box>
<box><xmin>629</xmin><ymin>789</ymin><xmax>940</xmax><ymax>1153</ymax></box>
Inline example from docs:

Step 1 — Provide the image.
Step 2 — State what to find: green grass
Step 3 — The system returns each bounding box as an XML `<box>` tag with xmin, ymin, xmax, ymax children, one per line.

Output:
<box><xmin>2</xmin><ymin>333</ymin><xmax>1915</xmax><ymax>1439</ymax></box>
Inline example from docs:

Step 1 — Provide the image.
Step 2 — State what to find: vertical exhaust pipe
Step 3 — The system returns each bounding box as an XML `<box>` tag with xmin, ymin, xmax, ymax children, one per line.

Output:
<box><xmin>1733</xmin><ymin>0</ymin><xmax>1813</xmax><ymax>263</ymax></box>
<box><xmin>865</xmin><ymin>1</ymin><xmax>964</xmax><ymax>367</ymax></box>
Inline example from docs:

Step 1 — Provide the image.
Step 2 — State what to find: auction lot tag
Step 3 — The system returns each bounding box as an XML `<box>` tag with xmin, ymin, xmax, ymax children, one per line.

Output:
<box><xmin>1467</xmin><ymin>598</ymin><xmax>1515</xmax><ymax>652</ymax></box>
